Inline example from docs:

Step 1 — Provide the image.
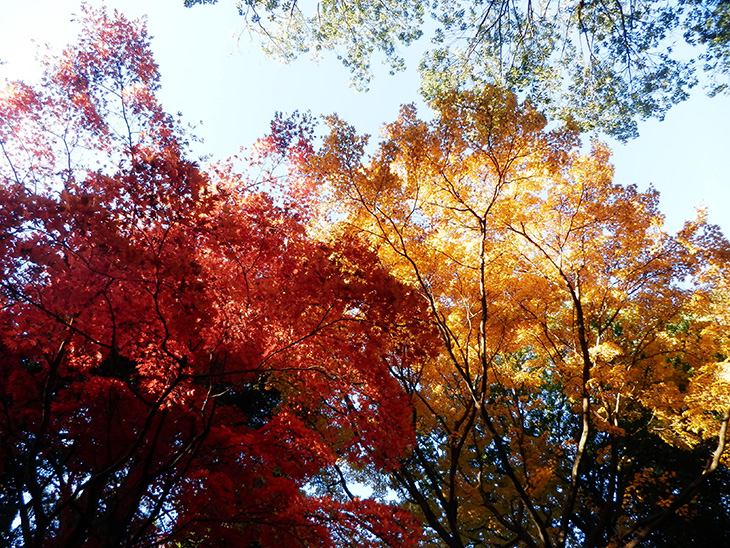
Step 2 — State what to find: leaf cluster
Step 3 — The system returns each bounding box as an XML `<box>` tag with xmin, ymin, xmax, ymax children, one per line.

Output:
<box><xmin>189</xmin><ymin>0</ymin><xmax>730</xmax><ymax>140</ymax></box>
<box><xmin>286</xmin><ymin>86</ymin><xmax>730</xmax><ymax>547</ymax></box>
<box><xmin>0</xmin><ymin>8</ymin><xmax>434</xmax><ymax>547</ymax></box>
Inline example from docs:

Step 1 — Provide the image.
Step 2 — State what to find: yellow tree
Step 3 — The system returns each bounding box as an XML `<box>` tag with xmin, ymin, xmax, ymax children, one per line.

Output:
<box><xmin>280</xmin><ymin>87</ymin><xmax>730</xmax><ymax>547</ymax></box>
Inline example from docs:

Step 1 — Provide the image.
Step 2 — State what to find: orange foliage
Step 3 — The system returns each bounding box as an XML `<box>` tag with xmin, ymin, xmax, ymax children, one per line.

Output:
<box><xmin>286</xmin><ymin>87</ymin><xmax>730</xmax><ymax>548</ymax></box>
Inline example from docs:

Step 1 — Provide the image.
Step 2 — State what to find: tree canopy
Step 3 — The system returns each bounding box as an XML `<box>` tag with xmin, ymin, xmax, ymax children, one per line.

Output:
<box><xmin>186</xmin><ymin>0</ymin><xmax>730</xmax><ymax>140</ymax></box>
<box><xmin>2</xmin><ymin>7</ymin><xmax>730</xmax><ymax>548</ymax></box>
<box><xmin>273</xmin><ymin>86</ymin><xmax>730</xmax><ymax>547</ymax></box>
<box><xmin>0</xmin><ymin>8</ymin><xmax>430</xmax><ymax>546</ymax></box>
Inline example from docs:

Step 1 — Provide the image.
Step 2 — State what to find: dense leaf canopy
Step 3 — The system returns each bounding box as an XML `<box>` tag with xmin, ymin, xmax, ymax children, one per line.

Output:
<box><xmin>275</xmin><ymin>86</ymin><xmax>730</xmax><ymax>547</ymax></box>
<box><xmin>2</xmin><ymin>7</ymin><xmax>729</xmax><ymax>548</ymax></box>
<box><xmin>187</xmin><ymin>0</ymin><xmax>730</xmax><ymax>140</ymax></box>
<box><xmin>0</xmin><ymin>8</ymin><xmax>430</xmax><ymax>547</ymax></box>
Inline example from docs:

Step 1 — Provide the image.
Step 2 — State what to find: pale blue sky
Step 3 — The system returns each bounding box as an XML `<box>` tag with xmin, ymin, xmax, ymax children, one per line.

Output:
<box><xmin>2</xmin><ymin>0</ymin><xmax>728</xmax><ymax>235</ymax></box>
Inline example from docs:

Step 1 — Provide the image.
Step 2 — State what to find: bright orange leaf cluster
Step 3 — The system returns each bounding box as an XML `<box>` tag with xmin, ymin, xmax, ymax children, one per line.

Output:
<box><xmin>283</xmin><ymin>87</ymin><xmax>730</xmax><ymax>547</ymax></box>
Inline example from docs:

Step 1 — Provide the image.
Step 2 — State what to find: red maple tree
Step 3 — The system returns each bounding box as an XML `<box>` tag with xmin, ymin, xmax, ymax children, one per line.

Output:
<box><xmin>0</xmin><ymin>8</ymin><xmax>431</xmax><ymax>547</ymax></box>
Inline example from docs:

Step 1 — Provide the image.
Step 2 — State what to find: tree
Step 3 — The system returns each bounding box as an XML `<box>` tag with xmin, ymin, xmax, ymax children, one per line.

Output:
<box><xmin>277</xmin><ymin>87</ymin><xmax>730</xmax><ymax>547</ymax></box>
<box><xmin>186</xmin><ymin>0</ymin><xmax>729</xmax><ymax>140</ymax></box>
<box><xmin>0</xmin><ymin>8</ymin><xmax>430</xmax><ymax>547</ymax></box>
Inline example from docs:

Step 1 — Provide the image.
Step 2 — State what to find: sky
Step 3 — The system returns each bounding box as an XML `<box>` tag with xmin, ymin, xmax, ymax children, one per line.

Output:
<box><xmin>1</xmin><ymin>0</ymin><xmax>728</xmax><ymax>235</ymax></box>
